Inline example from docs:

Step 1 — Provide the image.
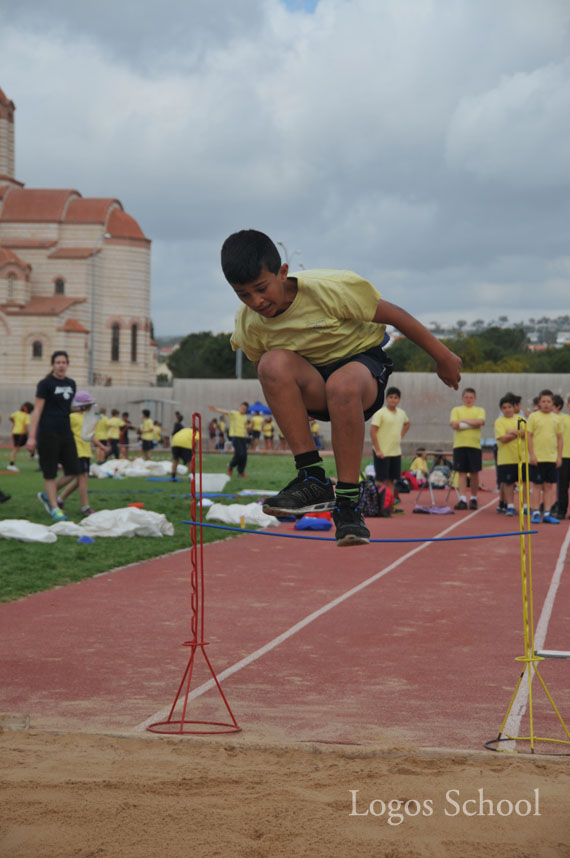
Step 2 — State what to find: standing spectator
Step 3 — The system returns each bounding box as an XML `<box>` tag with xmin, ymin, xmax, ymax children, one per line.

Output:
<box><xmin>527</xmin><ymin>389</ymin><xmax>562</xmax><ymax>524</ymax></box>
<box><xmin>209</xmin><ymin>402</ymin><xmax>249</xmax><ymax>478</ymax></box>
<box><xmin>93</xmin><ymin>407</ymin><xmax>109</xmax><ymax>463</ymax></box>
<box><xmin>208</xmin><ymin>417</ymin><xmax>220</xmax><ymax>452</ymax></box>
<box><xmin>262</xmin><ymin>416</ymin><xmax>275</xmax><ymax>450</ymax></box>
<box><xmin>555</xmin><ymin>394</ymin><xmax>570</xmax><ymax>520</ymax></box>
<box><xmin>152</xmin><ymin>420</ymin><xmax>163</xmax><ymax>448</ymax></box>
<box><xmin>26</xmin><ymin>350</ymin><xmax>79</xmax><ymax>522</ymax></box>
<box><xmin>0</xmin><ymin>411</ymin><xmax>11</xmax><ymax>502</ymax></box>
<box><xmin>250</xmin><ymin>412</ymin><xmax>264</xmax><ymax>450</ymax></box>
<box><xmin>369</xmin><ymin>386</ymin><xmax>410</xmax><ymax>496</ymax></box>
<box><xmin>107</xmin><ymin>409</ymin><xmax>124</xmax><ymax>459</ymax></box>
<box><xmin>494</xmin><ymin>395</ymin><xmax>522</xmax><ymax>516</ymax></box>
<box><xmin>172</xmin><ymin>411</ymin><xmax>184</xmax><ymax>436</ymax></box>
<box><xmin>309</xmin><ymin>417</ymin><xmax>323</xmax><ymax>451</ymax></box>
<box><xmin>139</xmin><ymin>409</ymin><xmax>154</xmax><ymax>460</ymax></box>
<box><xmin>7</xmin><ymin>401</ymin><xmax>33</xmax><ymax>471</ymax></box>
<box><xmin>450</xmin><ymin>387</ymin><xmax>486</xmax><ymax>510</ymax></box>
<box><xmin>120</xmin><ymin>412</ymin><xmax>135</xmax><ymax>459</ymax></box>
<box><xmin>57</xmin><ymin>391</ymin><xmax>103</xmax><ymax>516</ymax></box>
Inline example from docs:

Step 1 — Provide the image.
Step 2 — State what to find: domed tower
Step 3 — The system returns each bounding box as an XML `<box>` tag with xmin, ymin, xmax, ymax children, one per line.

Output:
<box><xmin>0</xmin><ymin>88</ymin><xmax>20</xmax><ymax>187</ymax></box>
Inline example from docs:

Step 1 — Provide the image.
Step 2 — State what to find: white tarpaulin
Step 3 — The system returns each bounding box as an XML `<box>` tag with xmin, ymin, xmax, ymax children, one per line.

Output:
<box><xmin>0</xmin><ymin>508</ymin><xmax>174</xmax><ymax>542</ymax></box>
<box><xmin>0</xmin><ymin>519</ymin><xmax>57</xmax><ymax>544</ymax></box>
<box><xmin>205</xmin><ymin>502</ymin><xmax>279</xmax><ymax>528</ymax></box>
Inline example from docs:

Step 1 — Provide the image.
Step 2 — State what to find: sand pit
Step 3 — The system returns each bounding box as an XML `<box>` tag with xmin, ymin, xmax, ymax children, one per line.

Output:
<box><xmin>2</xmin><ymin>728</ymin><xmax>570</xmax><ymax>858</ymax></box>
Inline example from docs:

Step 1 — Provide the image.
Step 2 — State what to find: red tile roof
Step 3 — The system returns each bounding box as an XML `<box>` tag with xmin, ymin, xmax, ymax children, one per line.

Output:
<box><xmin>64</xmin><ymin>198</ymin><xmax>120</xmax><ymax>224</ymax></box>
<box><xmin>0</xmin><ymin>247</ymin><xmax>29</xmax><ymax>269</ymax></box>
<box><xmin>58</xmin><ymin>318</ymin><xmax>89</xmax><ymax>333</ymax></box>
<box><xmin>107</xmin><ymin>208</ymin><xmax>147</xmax><ymax>241</ymax></box>
<box><xmin>0</xmin><ymin>188</ymin><xmax>81</xmax><ymax>222</ymax></box>
<box><xmin>0</xmin><ymin>296</ymin><xmax>85</xmax><ymax>315</ymax></box>
<box><xmin>48</xmin><ymin>247</ymin><xmax>101</xmax><ymax>259</ymax></box>
<box><xmin>0</xmin><ymin>239</ymin><xmax>57</xmax><ymax>249</ymax></box>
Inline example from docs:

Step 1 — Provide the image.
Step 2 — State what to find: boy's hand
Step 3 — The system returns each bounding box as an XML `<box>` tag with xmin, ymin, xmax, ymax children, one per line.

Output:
<box><xmin>435</xmin><ymin>351</ymin><xmax>462</xmax><ymax>390</ymax></box>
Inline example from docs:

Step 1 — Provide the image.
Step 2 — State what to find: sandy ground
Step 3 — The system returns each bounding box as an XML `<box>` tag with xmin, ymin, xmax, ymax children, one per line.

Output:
<box><xmin>1</xmin><ymin>728</ymin><xmax>570</xmax><ymax>858</ymax></box>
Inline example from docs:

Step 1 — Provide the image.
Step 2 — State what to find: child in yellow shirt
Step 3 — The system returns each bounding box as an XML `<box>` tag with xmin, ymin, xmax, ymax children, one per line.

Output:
<box><xmin>527</xmin><ymin>389</ymin><xmax>562</xmax><ymax>524</ymax></box>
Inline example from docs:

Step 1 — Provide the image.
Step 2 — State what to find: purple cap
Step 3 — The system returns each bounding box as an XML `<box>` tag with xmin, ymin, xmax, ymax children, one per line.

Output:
<box><xmin>72</xmin><ymin>390</ymin><xmax>96</xmax><ymax>407</ymax></box>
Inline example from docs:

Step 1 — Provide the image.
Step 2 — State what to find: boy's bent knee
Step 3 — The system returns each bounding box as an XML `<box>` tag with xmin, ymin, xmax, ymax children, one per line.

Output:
<box><xmin>258</xmin><ymin>349</ymin><xmax>308</xmax><ymax>383</ymax></box>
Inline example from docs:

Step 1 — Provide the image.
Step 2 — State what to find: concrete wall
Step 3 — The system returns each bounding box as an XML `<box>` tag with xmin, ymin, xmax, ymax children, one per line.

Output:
<box><xmin>2</xmin><ymin>373</ymin><xmax>569</xmax><ymax>451</ymax></box>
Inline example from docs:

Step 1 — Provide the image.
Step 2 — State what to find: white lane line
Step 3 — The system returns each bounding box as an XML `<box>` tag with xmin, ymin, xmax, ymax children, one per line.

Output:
<box><xmin>500</xmin><ymin>522</ymin><xmax>570</xmax><ymax>747</ymax></box>
<box><xmin>135</xmin><ymin>500</ymin><xmax>497</xmax><ymax>731</ymax></box>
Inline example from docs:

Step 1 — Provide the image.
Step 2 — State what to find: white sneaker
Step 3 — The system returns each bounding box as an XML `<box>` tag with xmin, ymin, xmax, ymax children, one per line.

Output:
<box><xmin>6</xmin><ymin>464</ymin><xmax>19</xmax><ymax>472</ymax></box>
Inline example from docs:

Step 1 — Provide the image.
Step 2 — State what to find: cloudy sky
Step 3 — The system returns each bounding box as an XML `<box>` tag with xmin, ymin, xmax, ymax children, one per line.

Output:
<box><xmin>2</xmin><ymin>0</ymin><xmax>570</xmax><ymax>337</ymax></box>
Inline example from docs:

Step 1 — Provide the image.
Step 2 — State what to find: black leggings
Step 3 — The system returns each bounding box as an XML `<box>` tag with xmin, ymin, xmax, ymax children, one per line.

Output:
<box><xmin>229</xmin><ymin>437</ymin><xmax>248</xmax><ymax>475</ymax></box>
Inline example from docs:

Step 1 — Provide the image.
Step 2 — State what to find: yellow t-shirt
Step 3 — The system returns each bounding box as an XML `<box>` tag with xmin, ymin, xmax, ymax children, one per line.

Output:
<box><xmin>311</xmin><ymin>421</ymin><xmax>320</xmax><ymax>436</ymax></box>
<box><xmin>231</xmin><ymin>269</ymin><xmax>385</xmax><ymax>366</ymax></box>
<box><xmin>140</xmin><ymin>418</ymin><xmax>154</xmax><ymax>441</ymax></box>
<box><xmin>251</xmin><ymin>415</ymin><xmax>264</xmax><ymax>432</ymax></box>
<box><xmin>227</xmin><ymin>410</ymin><xmax>248</xmax><ymax>438</ymax></box>
<box><xmin>263</xmin><ymin>420</ymin><xmax>274</xmax><ymax>437</ymax></box>
<box><xmin>527</xmin><ymin>411</ymin><xmax>562</xmax><ymax>462</ymax></box>
<box><xmin>152</xmin><ymin>425</ymin><xmax>162</xmax><ymax>442</ymax></box>
<box><xmin>561</xmin><ymin>413</ymin><xmax>570</xmax><ymax>458</ymax></box>
<box><xmin>70</xmin><ymin>412</ymin><xmax>92</xmax><ymax>459</ymax></box>
<box><xmin>94</xmin><ymin>414</ymin><xmax>109</xmax><ymax>441</ymax></box>
<box><xmin>370</xmin><ymin>406</ymin><xmax>409</xmax><ymax>457</ymax></box>
<box><xmin>410</xmin><ymin>455</ymin><xmax>428</xmax><ymax>474</ymax></box>
<box><xmin>171</xmin><ymin>428</ymin><xmax>199</xmax><ymax>450</ymax></box>
<box><xmin>107</xmin><ymin>416</ymin><xmax>124</xmax><ymax>440</ymax></box>
<box><xmin>450</xmin><ymin>405</ymin><xmax>486</xmax><ymax>449</ymax></box>
<box><xmin>494</xmin><ymin>415</ymin><xmax>520</xmax><ymax>466</ymax></box>
<box><xmin>10</xmin><ymin>410</ymin><xmax>30</xmax><ymax>434</ymax></box>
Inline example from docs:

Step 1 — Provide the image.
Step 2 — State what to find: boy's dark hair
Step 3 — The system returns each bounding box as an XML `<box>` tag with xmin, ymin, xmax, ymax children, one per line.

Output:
<box><xmin>503</xmin><ymin>391</ymin><xmax>521</xmax><ymax>405</ymax></box>
<box><xmin>142</xmin><ymin>409</ymin><xmax>150</xmax><ymax>417</ymax></box>
<box><xmin>112</xmin><ymin>409</ymin><xmax>119</xmax><ymax>416</ymax></box>
<box><xmin>532</xmin><ymin>396</ymin><xmax>539</xmax><ymax>405</ymax></box>
<box><xmin>122</xmin><ymin>412</ymin><xmax>129</xmax><ymax>418</ymax></box>
<box><xmin>386</xmin><ymin>386</ymin><xmax>401</xmax><ymax>398</ymax></box>
<box><xmin>553</xmin><ymin>394</ymin><xmax>564</xmax><ymax>409</ymax></box>
<box><xmin>500</xmin><ymin>395</ymin><xmax>515</xmax><ymax>408</ymax></box>
<box><xmin>22</xmin><ymin>401</ymin><xmax>34</xmax><ymax>412</ymax></box>
<box><xmin>462</xmin><ymin>387</ymin><xmax>476</xmax><ymax>396</ymax></box>
<box><xmin>241</xmin><ymin>401</ymin><xmax>249</xmax><ymax>409</ymax></box>
<box><xmin>51</xmin><ymin>350</ymin><xmax>69</xmax><ymax>364</ymax></box>
<box><xmin>539</xmin><ymin>389</ymin><xmax>553</xmax><ymax>399</ymax></box>
<box><xmin>221</xmin><ymin>230</ymin><xmax>281</xmax><ymax>285</ymax></box>
<box><xmin>415</xmin><ymin>446</ymin><xmax>426</xmax><ymax>453</ymax></box>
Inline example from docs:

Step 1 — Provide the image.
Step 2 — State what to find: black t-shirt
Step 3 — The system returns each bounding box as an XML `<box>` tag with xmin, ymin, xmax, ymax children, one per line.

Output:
<box><xmin>36</xmin><ymin>374</ymin><xmax>76</xmax><ymax>434</ymax></box>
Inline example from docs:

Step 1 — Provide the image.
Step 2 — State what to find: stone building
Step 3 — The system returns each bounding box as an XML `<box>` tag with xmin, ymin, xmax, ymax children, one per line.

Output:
<box><xmin>0</xmin><ymin>87</ymin><xmax>156</xmax><ymax>386</ymax></box>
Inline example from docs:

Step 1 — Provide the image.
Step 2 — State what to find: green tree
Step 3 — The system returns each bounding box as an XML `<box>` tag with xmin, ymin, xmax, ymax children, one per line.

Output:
<box><xmin>167</xmin><ymin>331</ymin><xmax>257</xmax><ymax>378</ymax></box>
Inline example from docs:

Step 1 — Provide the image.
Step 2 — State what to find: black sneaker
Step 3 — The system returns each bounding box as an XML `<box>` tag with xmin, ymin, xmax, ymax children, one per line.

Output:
<box><xmin>333</xmin><ymin>499</ymin><xmax>370</xmax><ymax>546</ymax></box>
<box><xmin>469</xmin><ymin>498</ymin><xmax>478</xmax><ymax>510</ymax></box>
<box><xmin>496</xmin><ymin>502</ymin><xmax>506</xmax><ymax>514</ymax></box>
<box><xmin>262</xmin><ymin>470</ymin><xmax>335</xmax><ymax>517</ymax></box>
<box><xmin>454</xmin><ymin>500</ymin><xmax>467</xmax><ymax>510</ymax></box>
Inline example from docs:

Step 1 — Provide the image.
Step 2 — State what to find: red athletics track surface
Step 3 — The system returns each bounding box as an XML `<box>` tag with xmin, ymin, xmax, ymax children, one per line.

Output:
<box><xmin>1</xmin><ymin>469</ymin><xmax>569</xmax><ymax>751</ymax></box>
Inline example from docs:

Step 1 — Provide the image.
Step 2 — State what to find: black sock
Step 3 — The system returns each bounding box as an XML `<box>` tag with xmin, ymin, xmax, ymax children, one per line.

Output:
<box><xmin>335</xmin><ymin>481</ymin><xmax>360</xmax><ymax>504</ymax></box>
<box><xmin>294</xmin><ymin>451</ymin><xmax>325</xmax><ymax>481</ymax></box>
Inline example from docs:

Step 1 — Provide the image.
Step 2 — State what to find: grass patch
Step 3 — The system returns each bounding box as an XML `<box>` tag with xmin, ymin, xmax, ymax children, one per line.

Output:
<box><xmin>0</xmin><ymin>450</ymin><xmax>347</xmax><ymax>602</ymax></box>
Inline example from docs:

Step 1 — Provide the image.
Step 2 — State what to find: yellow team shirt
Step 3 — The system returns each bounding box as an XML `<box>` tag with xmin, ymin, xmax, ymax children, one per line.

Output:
<box><xmin>171</xmin><ymin>428</ymin><xmax>199</xmax><ymax>449</ymax></box>
<box><xmin>227</xmin><ymin>410</ymin><xmax>248</xmax><ymax>438</ymax></box>
<box><xmin>70</xmin><ymin>412</ymin><xmax>92</xmax><ymax>459</ymax></box>
<box><xmin>561</xmin><ymin>413</ymin><xmax>570</xmax><ymax>458</ymax></box>
<box><xmin>370</xmin><ymin>406</ymin><xmax>409</xmax><ymax>457</ymax></box>
<box><xmin>231</xmin><ymin>269</ymin><xmax>385</xmax><ymax>366</ymax></box>
<box><xmin>527</xmin><ymin>411</ymin><xmax>562</xmax><ymax>462</ymax></box>
<box><xmin>94</xmin><ymin>414</ymin><xmax>109</xmax><ymax>441</ymax></box>
<box><xmin>152</xmin><ymin>425</ymin><xmax>162</xmax><ymax>442</ymax></box>
<box><xmin>251</xmin><ymin>415</ymin><xmax>264</xmax><ymax>432</ymax></box>
<box><xmin>10</xmin><ymin>410</ymin><xmax>30</xmax><ymax>435</ymax></box>
<box><xmin>107</xmin><ymin>416</ymin><xmax>124</xmax><ymax>440</ymax></box>
<box><xmin>410</xmin><ymin>455</ymin><xmax>428</xmax><ymax>474</ymax></box>
<box><xmin>450</xmin><ymin>405</ymin><xmax>486</xmax><ymax>449</ymax></box>
<box><xmin>140</xmin><ymin>418</ymin><xmax>154</xmax><ymax>441</ymax></box>
<box><xmin>311</xmin><ymin>421</ymin><xmax>320</xmax><ymax>436</ymax></box>
<box><xmin>263</xmin><ymin>420</ymin><xmax>274</xmax><ymax>437</ymax></box>
<box><xmin>494</xmin><ymin>415</ymin><xmax>520</xmax><ymax>466</ymax></box>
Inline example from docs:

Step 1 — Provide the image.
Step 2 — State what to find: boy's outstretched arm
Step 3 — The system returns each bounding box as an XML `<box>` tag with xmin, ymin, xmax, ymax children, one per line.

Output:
<box><xmin>373</xmin><ymin>300</ymin><xmax>462</xmax><ymax>390</ymax></box>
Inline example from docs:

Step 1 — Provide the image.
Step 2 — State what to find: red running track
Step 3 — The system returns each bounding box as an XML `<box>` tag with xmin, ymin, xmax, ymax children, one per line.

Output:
<box><xmin>1</xmin><ymin>473</ymin><xmax>569</xmax><ymax>751</ymax></box>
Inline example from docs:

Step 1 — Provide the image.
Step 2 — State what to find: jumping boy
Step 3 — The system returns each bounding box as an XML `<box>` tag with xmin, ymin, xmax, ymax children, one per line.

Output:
<box><xmin>221</xmin><ymin>229</ymin><xmax>461</xmax><ymax>546</ymax></box>
<box><xmin>527</xmin><ymin>389</ymin><xmax>563</xmax><ymax>524</ymax></box>
<box><xmin>450</xmin><ymin>387</ymin><xmax>486</xmax><ymax>510</ymax></box>
<box><xmin>369</xmin><ymin>386</ymin><xmax>410</xmax><ymax>496</ymax></box>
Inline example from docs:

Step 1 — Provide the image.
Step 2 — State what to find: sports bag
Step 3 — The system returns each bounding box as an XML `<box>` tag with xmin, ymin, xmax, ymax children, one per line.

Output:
<box><xmin>359</xmin><ymin>477</ymin><xmax>393</xmax><ymax>517</ymax></box>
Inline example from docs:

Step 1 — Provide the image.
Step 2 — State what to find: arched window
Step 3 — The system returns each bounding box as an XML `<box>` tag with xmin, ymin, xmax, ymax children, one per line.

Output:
<box><xmin>54</xmin><ymin>278</ymin><xmax>65</xmax><ymax>295</ymax></box>
<box><xmin>32</xmin><ymin>340</ymin><xmax>43</xmax><ymax>359</ymax></box>
<box><xmin>111</xmin><ymin>323</ymin><xmax>120</xmax><ymax>362</ymax></box>
<box><xmin>131</xmin><ymin>323</ymin><xmax>138</xmax><ymax>363</ymax></box>
<box><xmin>7</xmin><ymin>273</ymin><xmax>15</xmax><ymax>300</ymax></box>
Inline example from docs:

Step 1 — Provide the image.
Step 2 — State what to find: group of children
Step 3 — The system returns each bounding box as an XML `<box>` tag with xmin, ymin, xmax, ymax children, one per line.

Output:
<box><xmin>92</xmin><ymin>409</ymin><xmax>168</xmax><ymax>463</ymax></box>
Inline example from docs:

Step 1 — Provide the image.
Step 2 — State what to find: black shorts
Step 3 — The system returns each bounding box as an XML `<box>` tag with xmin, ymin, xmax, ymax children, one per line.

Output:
<box><xmin>309</xmin><ymin>345</ymin><xmax>393</xmax><ymax>422</ymax></box>
<box><xmin>251</xmin><ymin>431</ymin><xmax>261</xmax><ymax>439</ymax></box>
<box><xmin>453</xmin><ymin>447</ymin><xmax>482</xmax><ymax>474</ymax></box>
<box><xmin>497</xmin><ymin>463</ymin><xmax>518</xmax><ymax>486</ymax></box>
<box><xmin>373</xmin><ymin>454</ymin><xmax>401</xmax><ymax>482</ymax></box>
<box><xmin>78</xmin><ymin>456</ymin><xmax>91</xmax><ymax>475</ymax></box>
<box><xmin>142</xmin><ymin>440</ymin><xmax>154</xmax><ymax>452</ymax></box>
<box><xmin>12</xmin><ymin>433</ymin><xmax>28</xmax><ymax>447</ymax></box>
<box><xmin>37</xmin><ymin>432</ymin><xmax>80</xmax><ymax>480</ymax></box>
<box><xmin>529</xmin><ymin>461</ymin><xmax>557</xmax><ymax>485</ymax></box>
<box><xmin>172</xmin><ymin>446</ymin><xmax>193</xmax><ymax>465</ymax></box>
